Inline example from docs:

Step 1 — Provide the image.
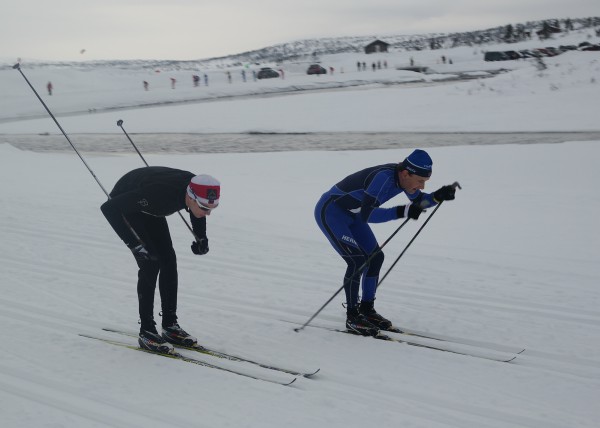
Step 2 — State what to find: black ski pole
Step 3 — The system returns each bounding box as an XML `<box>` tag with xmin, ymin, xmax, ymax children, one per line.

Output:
<box><xmin>116</xmin><ymin>119</ymin><xmax>203</xmax><ymax>243</ymax></box>
<box><xmin>13</xmin><ymin>64</ymin><xmax>144</xmax><ymax>244</ymax></box>
<box><xmin>12</xmin><ymin>63</ymin><xmax>110</xmax><ymax>197</ymax></box>
<box><xmin>117</xmin><ymin>120</ymin><xmax>149</xmax><ymax>166</ymax></box>
<box><xmin>377</xmin><ymin>181</ymin><xmax>462</xmax><ymax>288</ymax></box>
<box><xmin>294</xmin><ymin>218</ymin><xmax>410</xmax><ymax>333</ymax></box>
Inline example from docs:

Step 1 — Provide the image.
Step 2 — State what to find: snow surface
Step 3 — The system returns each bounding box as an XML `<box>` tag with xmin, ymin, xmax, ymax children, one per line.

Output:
<box><xmin>0</xmin><ymin>31</ymin><xmax>599</xmax><ymax>428</ymax></box>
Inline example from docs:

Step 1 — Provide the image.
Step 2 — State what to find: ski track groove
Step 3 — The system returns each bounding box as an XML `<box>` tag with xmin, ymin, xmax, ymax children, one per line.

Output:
<box><xmin>0</xmin><ymin>257</ymin><xmax>133</xmax><ymax>296</ymax></box>
<box><xmin>0</xmin><ymin>366</ymin><xmax>194</xmax><ymax>428</ymax></box>
<box><xmin>0</xmin><ymin>305</ymin><xmax>572</xmax><ymax>428</ymax></box>
<box><xmin>392</xmin><ymin>289</ymin><xmax>600</xmax><ymax>326</ymax></box>
<box><xmin>0</xmin><ymin>223</ymin><xmax>318</xmax><ymax>286</ymax></box>
<box><xmin>417</xmin><ymin>249</ymin><xmax>598</xmax><ymax>281</ymax></box>
<box><xmin>398</xmin><ymin>285</ymin><xmax>600</xmax><ymax>318</ymax></box>
<box><xmin>0</xmin><ymin>302</ymin><xmax>304</xmax><ymax>384</ymax></box>
<box><xmin>328</xmin><ymin>371</ymin><xmax>573</xmax><ymax>428</ymax></box>
<box><xmin>3</xmin><ymin>254</ymin><xmax>599</xmax><ymax>377</ymax></box>
<box><xmin>1</xmin><ymin>280</ymin><xmax>599</xmax><ymax>425</ymax></box>
<box><xmin>168</xmin><ymin>294</ymin><xmax>600</xmax><ymax>378</ymax></box>
<box><xmin>3</xmin><ymin>216</ymin><xmax>599</xmax><ymax>426</ymax></box>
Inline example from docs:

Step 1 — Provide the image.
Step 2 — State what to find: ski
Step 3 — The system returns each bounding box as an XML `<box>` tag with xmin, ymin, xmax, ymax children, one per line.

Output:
<box><xmin>284</xmin><ymin>319</ymin><xmax>525</xmax><ymax>355</ymax></box>
<box><xmin>102</xmin><ymin>328</ymin><xmax>320</xmax><ymax>378</ymax></box>
<box><xmin>365</xmin><ymin>331</ymin><xmax>518</xmax><ymax>363</ymax></box>
<box><xmin>286</xmin><ymin>321</ymin><xmax>518</xmax><ymax>363</ymax></box>
<box><xmin>80</xmin><ymin>334</ymin><xmax>297</xmax><ymax>386</ymax></box>
<box><xmin>383</xmin><ymin>326</ymin><xmax>527</xmax><ymax>355</ymax></box>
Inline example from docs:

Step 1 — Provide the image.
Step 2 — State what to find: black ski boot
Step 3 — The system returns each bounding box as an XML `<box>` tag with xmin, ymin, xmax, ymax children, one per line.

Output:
<box><xmin>139</xmin><ymin>326</ymin><xmax>175</xmax><ymax>354</ymax></box>
<box><xmin>162</xmin><ymin>323</ymin><xmax>198</xmax><ymax>347</ymax></box>
<box><xmin>346</xmin><ymin>307</ymin><xmax>380</xmax><ymax>336</ymax></box>
<box><xmin>359</xmin><ymin>300</ymin><xmax>393</xmax><ymax>330</ymax></box>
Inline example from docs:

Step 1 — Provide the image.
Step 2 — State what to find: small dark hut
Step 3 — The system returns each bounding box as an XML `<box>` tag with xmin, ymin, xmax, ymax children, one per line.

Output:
<box><xmin>364</xmin><ymin>40</ymin><xmax>389</xmax><ymax>54</ymax></box>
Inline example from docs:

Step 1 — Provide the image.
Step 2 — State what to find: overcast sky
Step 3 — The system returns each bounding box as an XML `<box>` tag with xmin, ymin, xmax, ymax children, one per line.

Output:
<box><xmin>2</xmin><ymin>0</ymin><xmax>598</xmax><ymax>61</ymax></box>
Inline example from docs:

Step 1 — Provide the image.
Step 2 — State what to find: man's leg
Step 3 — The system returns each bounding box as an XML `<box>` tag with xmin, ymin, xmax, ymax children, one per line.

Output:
<box><xmin>315</xmin><ymin>197</ymin><xmax>379</xmax><ymax>335</ymax></box>
<box><xmin>348</xmin><ymin>222</ymin><xmax>382</xmax><ymax>303</ymax></box>
<box><xmin>351</xmin><ymin>224</ymin><xmax>391</xmax><ymax>329</ymax></box>
<box><xmin>130</xmin><ymin>215</ymin><xmax>178</xmax><ymax>327</ymax></box>
<box><xmin>140</xmin><ymin>217</ymin><xmax>197</xmax><ymax>346</ymax></box>
<box><xmin>126</xmin><ymin>213</ymin><xmax>161</xmax><ymax>332</ymax></box>
<box><xmin>148</xmin><ymin>217</ymin><xmax>178</xmax><ymax>327</ymax></box>
<box><xmin>315</xmin><ymin>196</ymin><xmax>367</xmax><ymax>308</ymax></box>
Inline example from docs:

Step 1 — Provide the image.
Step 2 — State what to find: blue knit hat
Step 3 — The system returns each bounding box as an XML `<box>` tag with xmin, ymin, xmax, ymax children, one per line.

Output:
<box><xmin>400</xmin><ymin>149</ymin><xmax>433</xmax><ymax>177</ymax></box>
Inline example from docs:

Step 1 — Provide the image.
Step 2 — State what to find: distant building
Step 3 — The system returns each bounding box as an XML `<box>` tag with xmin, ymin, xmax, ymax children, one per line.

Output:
<box><xmin>536</xmin><ymin>24</ymin><xmax>561</xmax><ymax>39</ymax></box>
<box><xmin>365</xmin><ymin>40</ymin><xmax>390</xmax><ymax>54</ymax></box>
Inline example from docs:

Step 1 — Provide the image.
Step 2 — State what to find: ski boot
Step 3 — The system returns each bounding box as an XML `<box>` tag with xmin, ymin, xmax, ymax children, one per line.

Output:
<box><xmin>359</xmin><ymin>300</ymin><xmax>393</xmax><ymax>330</ymax></box>
<box><xmin>346</xmin><ymin>307</ymin><xmax>380</xmax><ymax>336</ymax></box>
<box><xmin>162</xmin><ymin>323</ymin><xmax>198</xmax><ymax>347</ymax></box>
<box><xmin>139</xmin><ymin>327</ymin><xmax>175</xmax><ymax>354</ymax></box>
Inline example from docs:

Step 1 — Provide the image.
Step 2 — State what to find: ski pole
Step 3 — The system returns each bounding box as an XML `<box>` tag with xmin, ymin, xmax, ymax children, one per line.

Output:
<box><xmin>13</xmin><ymin>64</ymin><xmax>145</xmax><ymax>244</ymax></box>
<box><xmin>116</xmin><ymin>119</ymin><xmax>203</xmax><ymax>244</ymax></box>
<box><xmin>377</xmin><ymin>181</ymin><xmax>462</xmax><ymax>288</ymax></box>
<box><xmin>12</xmin><ymin>63</ymin><xmax>110</xmax><ymax>197</ymax></box>
<box><xmin>294</xmin><ymin>218</ymin><xmax>410</xmax><ymax>333</ymax></box>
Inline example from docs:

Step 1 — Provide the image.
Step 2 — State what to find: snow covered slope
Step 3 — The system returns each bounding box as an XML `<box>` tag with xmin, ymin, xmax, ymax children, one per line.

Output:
<box><xmin>0</xmin><ymin>140</ymin><xmax>598</xmax><ymax>427</ymax></box>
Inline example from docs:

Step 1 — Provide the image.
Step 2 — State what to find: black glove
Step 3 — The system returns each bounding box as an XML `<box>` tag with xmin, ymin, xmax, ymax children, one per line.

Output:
<box><xmin>433</xmin><ymin>185</ymin><xmax>456</xmax><ymax>202</ymax></box>
<box><xmin>397</xmin><ymin>203</ymin><xmax>424</xmax><ymax>220</ymax></box>
<box><xmin>129</xmin><ymin>243</ymin><xmax>153</xmax><ymax>262</ymax></box>
<box><xmin>191</xmin><ymin>238</ymin><xmax>209</xmax><ymax>255</ymax></box>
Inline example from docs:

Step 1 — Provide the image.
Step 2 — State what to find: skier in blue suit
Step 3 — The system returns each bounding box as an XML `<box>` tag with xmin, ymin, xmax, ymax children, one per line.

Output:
<box><xmin>314</xmin><ymin>149</ymin><xmax>456</xmax><ymax>336</ymax></box>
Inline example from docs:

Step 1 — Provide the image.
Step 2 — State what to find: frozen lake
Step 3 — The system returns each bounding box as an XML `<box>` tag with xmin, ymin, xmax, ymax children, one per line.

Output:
<box><xmin>3</xmin><ymin>131</ymin><xmax>599</xmax><ymax>154</ymax></box>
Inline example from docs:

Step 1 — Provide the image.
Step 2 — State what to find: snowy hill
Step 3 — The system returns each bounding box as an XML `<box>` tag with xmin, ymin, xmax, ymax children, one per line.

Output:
<box><xmin>2</xmin><ymin>16</ymin><xmax>598</xmax><ymax>70</ymax></box>
<box><xmin>1</xmin><ymin>38</ymin><xmax>598</xmax><ymax>135</ymax></box>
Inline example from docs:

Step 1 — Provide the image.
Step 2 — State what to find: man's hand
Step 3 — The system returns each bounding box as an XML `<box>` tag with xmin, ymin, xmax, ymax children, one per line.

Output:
<box><xmin>129</xmin><ymin>243</ymin><xmax>153</xmax><ymax>262</ymax></box>
<box><xmin>397</xmin><ymin>203</ymin><xmax>424</xmax><ymax>220</ymax></box>
<box><xmin>433</xmin><ymin>185</ymin><xmax>456</xmax><ymax>202</ymax></box>
<box><xmin>191</xmin><ymin>238</ymin><xmax>209</xmax><ymax>255</ymax></box>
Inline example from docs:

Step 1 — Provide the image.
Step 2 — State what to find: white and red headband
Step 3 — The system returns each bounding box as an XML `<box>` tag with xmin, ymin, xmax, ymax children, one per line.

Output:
<box><xmin>187</xmin><ymin>174</ymin><xmax>220</xmax><ymax>206</ymax></box>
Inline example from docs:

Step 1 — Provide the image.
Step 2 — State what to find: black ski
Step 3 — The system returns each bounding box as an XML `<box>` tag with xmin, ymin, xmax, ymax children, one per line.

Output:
<box><xmin>80</xmin><ymin>334</ymin><xmax>297</xmax><ymax>386</ymax></box>
<box><xmin>363</xmin><ymin>331</ymin><xmax>518</xmax><ymax>362</ymax></box>
<box><xmin>102</xmin><ymin>328</ymin><xmax>320</xmax><ymax>378</ymax></box>
<box><xmin>382</xmin><ymin>326</ymin><xmax>526</xmax><ymax>355</ymax></box>
<box><xmin>286</xmin><ymin>321</ymin><xmax>518</xmax><ymax>363</ymax></box>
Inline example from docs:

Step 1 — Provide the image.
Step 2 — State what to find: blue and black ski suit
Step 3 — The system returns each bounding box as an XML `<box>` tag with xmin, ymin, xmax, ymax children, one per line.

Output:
<box><xmin>314</xmin><ymin>163</ymin><xmax>437</xmax><ymax>309</ymax></box>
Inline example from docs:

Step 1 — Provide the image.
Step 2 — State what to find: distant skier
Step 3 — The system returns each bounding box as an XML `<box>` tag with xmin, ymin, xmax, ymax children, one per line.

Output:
<box><xmin>47</xmin><ymin>81</ymin><xmax>53</xmax><ymax>95</ymax></box>
<box><xmin>100</xmin><ymin>167</ymin><xmax>220</xmax><ymax>353</ymax></box>
<box><xmin>314</xmin><ymin>150</ymin><xmax>457</xmax><ymax>336</ymax></box>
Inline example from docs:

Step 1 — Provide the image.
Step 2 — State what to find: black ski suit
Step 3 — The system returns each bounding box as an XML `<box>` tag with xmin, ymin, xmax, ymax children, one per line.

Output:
<box><xmin>100</xmin><ymin>166</ymin><xmax>207</xmax><ymax>330</ymax></box>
